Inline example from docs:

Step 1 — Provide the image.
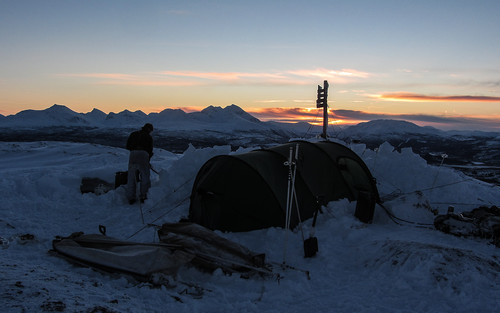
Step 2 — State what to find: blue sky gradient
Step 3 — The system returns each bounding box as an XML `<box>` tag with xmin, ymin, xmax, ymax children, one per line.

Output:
<box><xmin>1</xmin><ymin>0</ymin><xmax>499</xmax><ymax>130</ymax></box>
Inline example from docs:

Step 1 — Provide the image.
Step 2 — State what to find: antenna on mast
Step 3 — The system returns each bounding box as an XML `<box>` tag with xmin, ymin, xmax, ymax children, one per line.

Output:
<box><xmin>316</xmin><ymin>80</ymin><xmax>329</xmax><ymax>139</ymax></box>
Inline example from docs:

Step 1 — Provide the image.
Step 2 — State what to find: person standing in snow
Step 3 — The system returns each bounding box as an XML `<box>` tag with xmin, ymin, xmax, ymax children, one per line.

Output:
<box><xmin>125</xmin><ymin>123</ymin><xmax>154</xmax><ymax>204</ymax></box>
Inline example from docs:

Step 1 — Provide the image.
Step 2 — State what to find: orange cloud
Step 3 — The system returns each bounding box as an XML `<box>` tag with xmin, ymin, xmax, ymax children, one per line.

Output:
<box><xmin>254</xmin><ymin>100</ymin><xmax>287</xmax><ymax>104</ymax></box>
<box><xmin>161</xmin><ymin>69</ymin><xmax>371</xmax><ymax>82</ymax></box>
<box><xmin>59</xmin><ymin>68</ymin><xmax>371</xmax><ymax>87</ymax></box>
<box><xmin>245</xmin><ymin>107</ymin><xmax>500</xmax><ymax>131</ymax></box>
<box><xmin>97</xmin><ymin>80</ymin><xmax>200</xmax><ymax>87</ymax></box>
<box><xmin>160</xmin><ymin>71</ymin><xmax>286</xmax><ymax>81</ymax></box>
<box><xmin>58</xmin><ymin>72</ymin><xmax>200</xmax><ymax>86</ymax></box>
<box><xmin>248</xmin><ymin>107</ymin><xmax>334</xmax><ymax>123</ymax></box>
<box><xmin>59</xmin><ymin>73</ymin><xmax>137</xmax><ymax>80</ymax></box>
<box><xmin>379</xmin><ymin>92</ymin><xmax>500</xmax><ymax>102</ymax></box>
<box><xmin>288</xmin><ymin>68</ymin><xmax>372</xmax><ymax>84</ymax></box>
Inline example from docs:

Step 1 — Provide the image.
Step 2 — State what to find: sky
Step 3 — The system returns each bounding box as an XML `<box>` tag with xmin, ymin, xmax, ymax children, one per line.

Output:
<box><xmin>1</xmin><ymin>0</ymin><xmax>499</xmax><ymax>131</ymax></box>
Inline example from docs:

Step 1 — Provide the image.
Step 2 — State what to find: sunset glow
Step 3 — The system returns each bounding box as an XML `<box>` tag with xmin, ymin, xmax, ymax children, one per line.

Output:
<box><xmin>378</xmin><ymin>93</ymin><xmax>500</xmax><ymax>102</ymax></box>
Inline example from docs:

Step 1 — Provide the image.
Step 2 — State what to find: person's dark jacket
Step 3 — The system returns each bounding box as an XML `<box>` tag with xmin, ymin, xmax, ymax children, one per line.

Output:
<box><xmin>126</xmin><ymin>129</ymin><xmax>153</xmax><ymax>159</ymax></box>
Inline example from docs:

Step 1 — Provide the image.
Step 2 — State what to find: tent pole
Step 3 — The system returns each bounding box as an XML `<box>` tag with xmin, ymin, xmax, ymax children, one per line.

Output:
<box><xmin>291</xmin><ymin>144</ymin><xmax>304</xmax><ymax>241</ymax></box>
<box><xmin>283</xmin><ymin>146</ymin><xmax>294</xmax><ymax>264</ymax></box>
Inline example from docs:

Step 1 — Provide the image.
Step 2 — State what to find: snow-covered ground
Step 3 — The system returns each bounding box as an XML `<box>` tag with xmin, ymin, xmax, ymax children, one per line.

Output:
<box><xmin>1</xmin><ymin>140</ymin><xmax>499</xmax><ymax>313</ymax></box>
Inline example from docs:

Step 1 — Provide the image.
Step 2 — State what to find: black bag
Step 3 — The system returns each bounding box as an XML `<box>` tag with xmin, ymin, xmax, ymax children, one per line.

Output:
<box><xmin>354</xmin><ymin>191</ymin><xmax>376</xmax><ymax>223</ymax></box>
<box><xmin>304</xmin><ymin>202</ymin><xmax>320</xmax><ymax>258</ymax></box>
<box><xmin>114</xmin><ymin>171</ymin><xmax>128</xmax><ymax>188</ymax></box>
<box><xmin>304</xmin><ymin>236</ymin><xmax>318</xmax><ymax>258</ymax></box>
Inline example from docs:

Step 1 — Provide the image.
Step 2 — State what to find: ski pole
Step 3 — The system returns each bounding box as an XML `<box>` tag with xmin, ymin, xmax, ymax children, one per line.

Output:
<box><xmin>150</xmin><ymin>164</ymin><xmax>159</xmax><ymax>174</ymax></box>
<box><xmin>139</xmin><ymin>199</ymin><xmax>145</xmax><ymax>224</ymax></box>
<box><xmin>283</xmin><ymin>146</ymin><xmax>294</xmax><ymax>264</ymax></box>
<box><xmin>135</xmin><ymin>169</ymin><xmax>145</xmax><ymax>224</ymax></box>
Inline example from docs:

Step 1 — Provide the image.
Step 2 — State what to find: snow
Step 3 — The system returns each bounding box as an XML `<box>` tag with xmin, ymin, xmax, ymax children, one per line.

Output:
<box><xmin>0</xmin><ymin>104</ymin><xmax>274</xmax><ymax>133</ymax></box>
<box><xmin>1</xmin><ymin>140</ymin><xmax>500</xmax><ymax>313</ymax></box>
<box><xmin>6</xmin><ymin>104</ymin><xmax>498</xmax><ymax>139</ymax></box>
<box><xmin>343</xmin><ymin>119</ymin><xmax>442</xmax><ymax>137</ymax></box>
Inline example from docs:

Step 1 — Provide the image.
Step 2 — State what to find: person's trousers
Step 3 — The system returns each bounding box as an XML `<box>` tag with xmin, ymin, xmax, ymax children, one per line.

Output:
<box><xmin>126</xmin><ymin>150</ymin><xmax>151</xmax><ymax>201</ymax></box>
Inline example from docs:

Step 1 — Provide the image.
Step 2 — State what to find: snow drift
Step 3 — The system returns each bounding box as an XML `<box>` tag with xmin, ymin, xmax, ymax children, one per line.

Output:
<box><xmin>1</xmin><ymin>140</ymin><xmax>500</xmax><ymax>312</ymax></box>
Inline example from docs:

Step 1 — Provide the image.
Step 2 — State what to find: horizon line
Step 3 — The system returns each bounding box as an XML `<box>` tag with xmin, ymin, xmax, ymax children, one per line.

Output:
<box><xmin>1</xmin><ymin>103</ymin><xmax>499</xmax><ymax>132</ymax></box>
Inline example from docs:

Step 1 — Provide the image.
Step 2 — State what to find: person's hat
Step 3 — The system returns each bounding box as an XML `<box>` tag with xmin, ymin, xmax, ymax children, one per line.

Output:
<box><xmin>142</xmin><ymin>123</ymin><xmax>154</xmax><ymax>132</ymax></box>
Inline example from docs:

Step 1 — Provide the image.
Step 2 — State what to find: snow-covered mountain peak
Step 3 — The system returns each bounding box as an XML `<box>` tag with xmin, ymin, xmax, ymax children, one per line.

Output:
<box><xmin>224</xmin><ymin>104</ymin><xmax>261</xmax><ymax>122</ymax></box>
<box><xmin>85</xmin><ymin>108</ymin><xmax>107</xmax><ymax>121</ymax></box>
<box><xmin>181</xmin><ymin>104</ymin><xmax>264</xmax><ymax>130</ymax></box>
<box><xmin>200</xmin><ymin>105</ymin><xmax>222</xmax><ymax>114</ymax></box>
<box><xmin>1</xmin><ymin>105</ymin><xmax>497</xmax><ymax>140</ymax></box>
<box><xmin>361</xmin><ymin>119</ymin><xmax>437</xmax><ymax>133</ymax></box>
<box><xmin>343</xmin><ymin>119</ymin><xmax>442</xmax><ymax>138</ymax></box>
<box><xmin>0</xmin><ymin>104</ymin><xmax>274</xmax><ymax>132</ymax></box>
<box><xmin>195</xmin><ymin>104</ymin><xmax>256</xmax><ymax>120</ymax></box>
<box><xmin>149</xmin><ymin>108</ymin><xmax>188</xmax><ymax>123</ymax></box>
<box><xmin>9</xmin><ymin>104</ymin><xmax>89</xmax><ymax>127</ymax></box>
<box><xmin>45</xmin><ymin>104</ymin><xmax>71</xmax><ymax>112</ymax></box>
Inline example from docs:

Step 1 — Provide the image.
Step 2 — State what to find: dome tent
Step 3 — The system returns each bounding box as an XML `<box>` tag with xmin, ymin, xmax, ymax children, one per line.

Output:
<box><xmin>189</xmin><ymin>140</ymin><xmax>379</xmax><ymax>232</ymax></box>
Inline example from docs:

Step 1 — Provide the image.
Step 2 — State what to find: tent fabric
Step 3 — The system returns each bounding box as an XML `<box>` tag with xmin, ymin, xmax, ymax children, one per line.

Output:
<box><xmin>189</xmin><ymin>140</ymin><xmax>379</xmax><ymax>232</ymax></box>
<box><xmin>52</xmin><ymin>224</ymin><xmax>271</xmax><ymax>279</ymax></box>
<box><xmin>158</xmin><ymin>222</ymin><xmax>268</xmax><ymax>274</ymax></box>
<box><xmin>188</xmin><ymin>151</ymin><xmax>317</xmax><ymax>232</ymax></box>
<box><xmin>52</xmin><ymin>233</ymin><xmax>193</xmax><ymax>278</ymax></box>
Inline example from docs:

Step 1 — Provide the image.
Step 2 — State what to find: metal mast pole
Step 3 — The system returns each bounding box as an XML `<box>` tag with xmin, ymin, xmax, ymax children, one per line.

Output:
<box><xmin>316</xmin><ymin>80</ymin><xmax>329</xmax><ymax>139</ymax></box>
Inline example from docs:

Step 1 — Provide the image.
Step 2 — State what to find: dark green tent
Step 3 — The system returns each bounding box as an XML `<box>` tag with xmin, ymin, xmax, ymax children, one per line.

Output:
<box><xmin>189</xmin><ymin>140</ymin><xmax>379</xmax><ymax>232</ymax></box>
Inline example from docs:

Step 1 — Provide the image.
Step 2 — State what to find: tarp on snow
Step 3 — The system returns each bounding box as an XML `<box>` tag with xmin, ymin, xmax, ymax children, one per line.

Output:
<box><xmin>158</xmin><ymin>222</ymin><xmax>268</xmax><ymax>274</ymax></box>
<box><xmin>189</xmin><ymin>140</ymin><xmax>379</xmax><ymax>232</ymax></box>
<box><xmin>434</xmin><ymin>206</ymin><xmax>500</xmax><ymax>247</ymax></box>
<box><xmin>52</xmin><ymin>223</ymin><xmax>271</xmax><ymax>279</ymax></box>
<box><xmin>52</xmin><ymin>233</ymin><xmax>193</xmax><ymax>278</ymax></box>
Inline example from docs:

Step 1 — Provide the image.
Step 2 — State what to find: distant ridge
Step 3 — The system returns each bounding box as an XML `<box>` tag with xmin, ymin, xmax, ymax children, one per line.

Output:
<box><xmin>342</xmin><ymin>119</ymin><xmax>443</xmax><ymax>138</ymax></box>
<box><xmin>1</xmin><ymin>105</ymin><xmax>498</xmax><ymax>180</ymax></box>
<box><xmin>0</xmin><ymin>104</ymin><xmax>275</xmax><ymax>132</ymax></box>
<box><xmin>1</xmin><ymin>104</ymin><xmax>498</xmax><ymax>138</ymax></box>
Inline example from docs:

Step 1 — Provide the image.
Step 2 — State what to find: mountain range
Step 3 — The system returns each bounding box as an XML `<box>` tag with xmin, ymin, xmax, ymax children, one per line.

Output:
<box><xmin>2</xmin><ymin>104</ymin><xmax>498</xmax><ymax>137</ymax></box>
<box><xmin>0</xmin><ymin>104</ymin><xmax>322</xmax><ymax>153</ymax></box>
<box><xmin>1</xmin><ymin>104</ymin><xmax>499</xmax><ymax>185</ymax></box>
<box><xmin>0</xmin><ymin>104</ymin><xmax>291</xmax><ymax>132</ymax></box>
